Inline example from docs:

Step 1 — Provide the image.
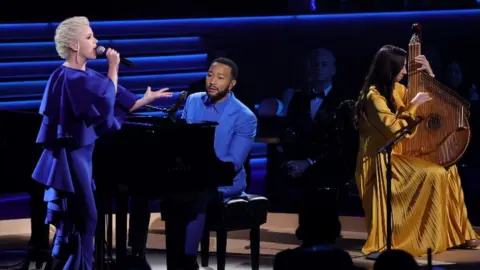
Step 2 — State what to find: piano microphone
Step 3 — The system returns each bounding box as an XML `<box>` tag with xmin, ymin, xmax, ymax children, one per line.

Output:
<box><xmin>144</xmin><ymin>91</ymin><xmax>188</xmax><ymax>114</ymax></box>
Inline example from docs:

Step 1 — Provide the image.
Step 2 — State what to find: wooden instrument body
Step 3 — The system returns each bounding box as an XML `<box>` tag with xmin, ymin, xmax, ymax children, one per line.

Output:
<box><xmin>399</xmin><ymin>24</ymin><xmax>471</xmax><ymax>167</ymax></box>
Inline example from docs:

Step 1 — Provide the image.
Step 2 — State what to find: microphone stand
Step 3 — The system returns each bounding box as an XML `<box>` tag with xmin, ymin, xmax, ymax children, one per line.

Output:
<box><xmin>366</xmin><ymin>118</ymin><xmax>422</xmax><ymax>260</ymax></box>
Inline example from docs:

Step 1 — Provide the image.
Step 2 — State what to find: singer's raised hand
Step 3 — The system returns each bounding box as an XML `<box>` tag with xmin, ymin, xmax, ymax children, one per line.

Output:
<box><xmin>105</xmin><ymin>48</ymin><xmax>120</xmax><ymax>67</ymax></box>
<box><xmin>144</xmin><ymin>86</ymin><xmax>173</xmax><ymax>102</ymax></box>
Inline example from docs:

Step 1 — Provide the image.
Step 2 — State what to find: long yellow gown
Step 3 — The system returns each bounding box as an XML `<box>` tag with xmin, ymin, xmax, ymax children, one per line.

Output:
<box><xmin>355</xmin><ymin>83</ymin><xmax>479</xmax><ymax>257</ymax></box>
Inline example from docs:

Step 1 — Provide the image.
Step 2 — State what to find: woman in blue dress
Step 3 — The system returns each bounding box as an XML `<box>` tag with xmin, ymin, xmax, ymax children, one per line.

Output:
<box><xmin>31</xmin><ymin>16</ymin><xmax>173</xmax><ymax>270</ymax></box>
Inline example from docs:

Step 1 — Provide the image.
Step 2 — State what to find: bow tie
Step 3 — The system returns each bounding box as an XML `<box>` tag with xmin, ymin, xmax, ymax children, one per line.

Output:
<box><xmin>308</xmin><ymin>90</ymin><xmax>326</xmax><ymax>99</ymax></box>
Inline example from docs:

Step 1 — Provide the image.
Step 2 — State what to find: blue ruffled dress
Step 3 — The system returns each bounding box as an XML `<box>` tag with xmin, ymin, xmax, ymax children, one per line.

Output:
<box><xmin>31</xmin><ymin>65</ymin><xmax>138</xmax><ymax>270</ymax></box>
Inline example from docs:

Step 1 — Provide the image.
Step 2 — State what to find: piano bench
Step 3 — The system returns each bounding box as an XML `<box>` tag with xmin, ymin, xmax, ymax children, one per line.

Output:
<box><xmin>200</xmin><ymin>194</ymin><xmax>269</xmax><ymax>270</ymax></box>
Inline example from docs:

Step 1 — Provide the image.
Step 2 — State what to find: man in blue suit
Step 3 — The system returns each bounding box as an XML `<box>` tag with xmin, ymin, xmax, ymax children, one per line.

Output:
<box><xmin>182</xmin><ymin>57</ymin><xmax>256</xmax><ymax>198</ymax></box>
<box><xmin>180</xmin><ymin>57</ymin><xmax>257</xmax><ymax>268</ymax></box>
<box><xmin>127</xmin><ymin>57</ymin><xmax>257</xmax><ymax>270</ymax></box>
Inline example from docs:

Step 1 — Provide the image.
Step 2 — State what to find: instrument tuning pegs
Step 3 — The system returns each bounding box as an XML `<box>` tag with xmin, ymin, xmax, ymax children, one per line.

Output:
<box><xmin>411</xmin><ymin>23</ymin><xmax>422</xmax><ymax>37</ymax></box>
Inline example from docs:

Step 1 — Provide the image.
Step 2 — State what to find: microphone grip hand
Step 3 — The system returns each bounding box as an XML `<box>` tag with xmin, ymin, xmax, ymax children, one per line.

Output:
<box><xmin>105</xmin><ymin>48</ymin><xmax>120</xmax><ymax>92</ymax></box>
<box><xmin>105</xmin><ymin>48</ymin><xmax>121</xmax><ymax>67</ymax></box>
<box><xmin>97</xmin><ymin>46</ymin><xmax>135</xmax><ymax>68</ymax></box>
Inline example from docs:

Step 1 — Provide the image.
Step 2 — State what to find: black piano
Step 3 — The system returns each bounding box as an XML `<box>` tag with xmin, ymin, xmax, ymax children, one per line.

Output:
<box><xmin>93</xmin><ymin>114</ymin><xmax>235</xmax><ymax>270</ymax></box>
<box><xmin>0</xmin><ymin>109</ymin><xmax>235</xmax><ymax>270</ymax></box>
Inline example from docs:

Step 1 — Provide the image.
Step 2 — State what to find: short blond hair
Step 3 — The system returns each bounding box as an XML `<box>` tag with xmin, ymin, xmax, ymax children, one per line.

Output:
<box><xmin>54</xmin><ymin>16</ymin><xmax>90</xmax><ymax>59</ymax></box>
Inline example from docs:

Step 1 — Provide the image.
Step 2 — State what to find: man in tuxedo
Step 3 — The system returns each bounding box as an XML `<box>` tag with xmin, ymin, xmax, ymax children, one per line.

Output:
<box><xmin>284</xmin><ymin>48</ymin><xmax>342</xmax><ymax>177</ymax></box>
<box><xmin>272</xmin><ymin>48</ymin><xmax>354</xmax><ymax>210</ymax></box>
<box><xmin>128</xmin><ymin>57</ymin><xmax>257</xmax><ymax>270</ymax></box>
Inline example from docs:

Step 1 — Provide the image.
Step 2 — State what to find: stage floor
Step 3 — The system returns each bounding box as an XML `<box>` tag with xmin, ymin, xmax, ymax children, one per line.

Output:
<box><xmin>1</xmin><ymin>213</ymin><xmax>479</xmax><ymax>269</ymax></box>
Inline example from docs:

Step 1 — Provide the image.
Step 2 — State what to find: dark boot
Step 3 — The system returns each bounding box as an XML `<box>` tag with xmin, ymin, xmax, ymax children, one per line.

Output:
<box><xmin>183</xmin><ymin>255</ymin><xmax>199</xmax><ymax>270</ymax></box>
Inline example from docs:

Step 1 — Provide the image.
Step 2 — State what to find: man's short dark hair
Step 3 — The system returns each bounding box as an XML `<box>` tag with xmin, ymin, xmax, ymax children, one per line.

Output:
<box><xmin>211</xmin><ymin>57</ymin><xmax>238</xmax><ymax>80</ymax></box>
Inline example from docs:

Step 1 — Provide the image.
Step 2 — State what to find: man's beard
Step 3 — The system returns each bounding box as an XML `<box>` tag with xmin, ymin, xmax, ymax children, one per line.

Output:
<box><xmin>207</xmin><ymin>88</ymin><xmax>229</xmax><ymax>103</ymax></box>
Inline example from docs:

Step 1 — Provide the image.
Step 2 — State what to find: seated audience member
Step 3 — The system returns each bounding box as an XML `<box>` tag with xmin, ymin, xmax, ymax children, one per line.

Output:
<box><xmin>273</xmin><ymin>203</ymin><xmax>354</xmax><ymax>269</ymax></box>
<box><xmin>373</xmin><ymin>249</ymin><xmax>420</xmax><ymax>270</ymax></box>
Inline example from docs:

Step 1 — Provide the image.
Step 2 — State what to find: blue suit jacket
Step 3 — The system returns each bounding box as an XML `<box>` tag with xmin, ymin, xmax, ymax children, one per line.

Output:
<box><xmin>181</xmin><ymin>92</ymin><xmax>257</xmax><ymax>200</ymax></box>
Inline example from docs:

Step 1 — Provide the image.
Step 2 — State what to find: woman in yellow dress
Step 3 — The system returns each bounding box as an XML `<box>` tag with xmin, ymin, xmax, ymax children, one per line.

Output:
<box><xmin>354</xmin><ymin>45</ymin><xmax>479</xmax><ymax>257</ymax></box>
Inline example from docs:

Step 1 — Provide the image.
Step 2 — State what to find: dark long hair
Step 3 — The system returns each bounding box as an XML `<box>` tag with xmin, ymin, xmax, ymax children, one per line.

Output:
<box><xmin>354</xmin><ymin>45</ymin><xmax>407</xmax><ymax>128</ymax></box>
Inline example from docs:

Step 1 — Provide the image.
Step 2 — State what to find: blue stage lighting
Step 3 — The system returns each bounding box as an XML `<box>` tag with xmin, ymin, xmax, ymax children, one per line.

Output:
<box><xmin>0</xmin><ymin>72</ymin><xmax>206</xmax><ymax>99</ymax></box>
<box><xmin>0</xmin><ymin>100</ymin><xmax>42</xmax><ymax>110</ymax></box>
<box><xmin>0</xmin><ymin>54</ymin><xmax>207</xmax><ymax>79</ymax></box>
<box><xmin>2</xmin><ymin>9</ymin><xmax>479</xmax><ymax>41</ymax></box>
<box><xmin>0</xmin><ymin>37</ymin><xmax>204</xmax><ymax>60</ymax></box>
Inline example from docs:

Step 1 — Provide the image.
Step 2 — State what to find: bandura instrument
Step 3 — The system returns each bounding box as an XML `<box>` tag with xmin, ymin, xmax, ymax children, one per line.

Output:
<box><xmin>399</xmin><ymin>23</ymin><xmax>471</xmax><ymax>167</ymax></box>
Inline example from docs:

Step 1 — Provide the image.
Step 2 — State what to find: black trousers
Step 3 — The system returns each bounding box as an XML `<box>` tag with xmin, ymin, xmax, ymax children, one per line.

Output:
<box><xmin>128</xmin><ymin>190</ymin><xmax>221</xmax><ymax>269</ymax></box>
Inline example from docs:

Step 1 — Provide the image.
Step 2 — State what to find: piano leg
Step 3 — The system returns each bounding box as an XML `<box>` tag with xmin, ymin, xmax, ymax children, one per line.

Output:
<box><xmin>95</xmin><ymin>195</ymin><xmax>118</xmax><ymax>270</ymax></box>
<box><xmin>95</xmin><ymin>197</ymin><xmax>106</xmax><ymax>270</ymax></box>
<box><xmin>128</xmin><ymin>196</ymin><xmax>151</xmax><ymax>257</ymax></box>
<box><xmin>115</xmin><ymin>193</ymin><xmax>129</xmax><ymax>267</ymax></box>
<box><xmin>164</xmin><ymin>220</ymin><xmax>188</xmax><ymax>270</ymax></box>
<box><xmin>107</xmin><ymin>208</ymin><xmax>113</xmax><ymax>263</ymax></box>
<box><xmin>104</xmin><ymin>201</ymin><xmax>116</xmax><ymax>270</ymax></box>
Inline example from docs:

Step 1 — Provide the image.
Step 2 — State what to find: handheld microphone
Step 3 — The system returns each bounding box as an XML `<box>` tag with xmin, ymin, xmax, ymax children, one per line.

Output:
<box><xmin>96</xmin><ymin>46</ymin><xmax>135</xmax><ymax>68</ymax></box>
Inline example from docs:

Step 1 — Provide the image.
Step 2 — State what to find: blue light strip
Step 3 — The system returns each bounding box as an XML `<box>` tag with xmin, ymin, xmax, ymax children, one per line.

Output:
<box><xmin>0</xmin><ymin>37</ymin><xmax>204</xmax><ymax>60</ymax></box>
<box><xmin>2</xmin><ymin>9</ymin><xmax>479</xmax><ymax>40</ymax></box>
<box><xmin>250</xmin><ymin>157</ymin><xmax>267</xmax><ymax>166</ymax></box>
<box><xmin>0</xmin><ymin>100</ymin><xmax>41</xmax><ymax>110</ymax></box>
<box><xmin>0</xmin><ymin>72</ymin><xmax>206</xmax><ymax>99</ymax></box>
<box><xmin>0</xmin><ymin>194</ymin><xmax>29</xmax><ymax>203</ymax></box>
<box><xmin>0</xmin><ymin>54</ymin><xmax>207</xmax><ymax>79</ymax></box>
